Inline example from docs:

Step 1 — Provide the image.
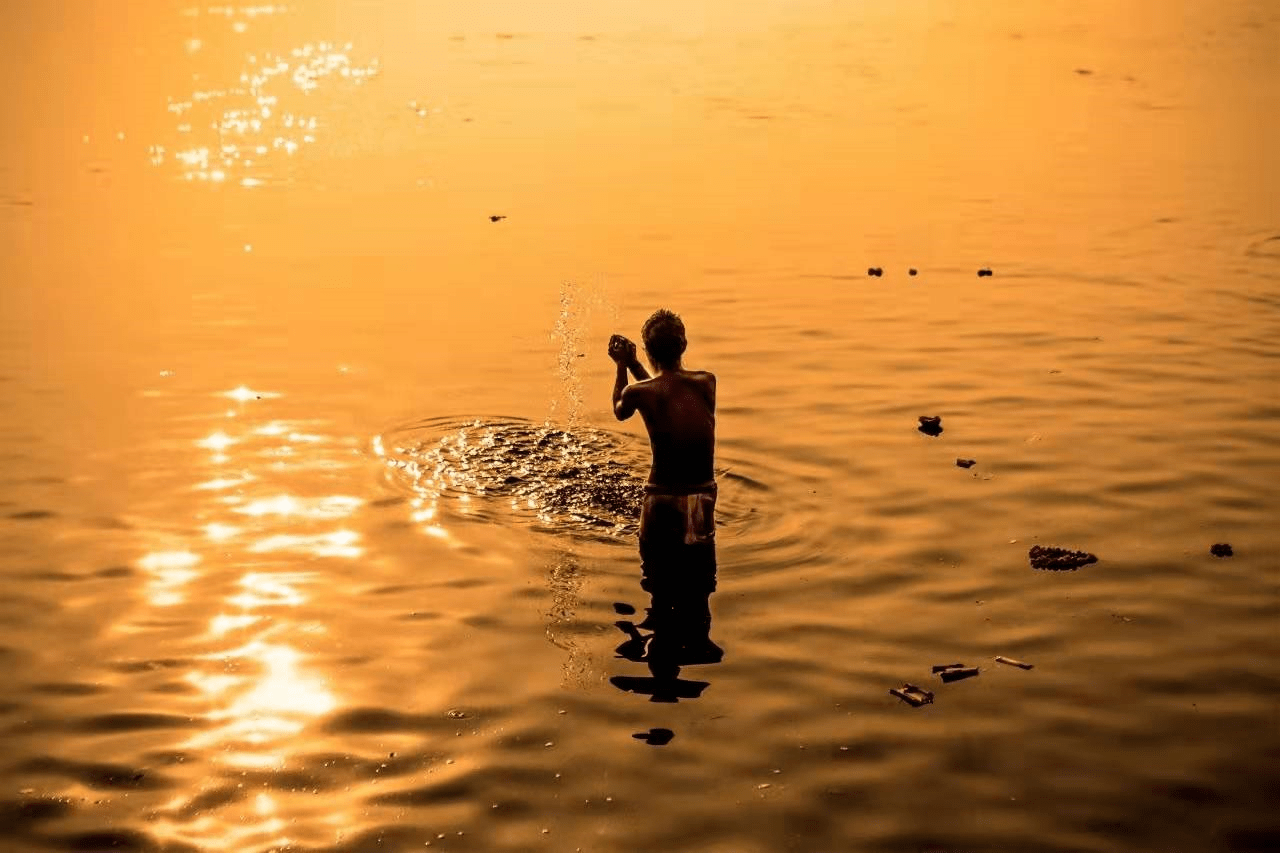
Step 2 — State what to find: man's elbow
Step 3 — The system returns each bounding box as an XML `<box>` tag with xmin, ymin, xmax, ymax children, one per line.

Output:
<box><xmin>613</xmin><ymin>405</ymin><xmax>632</xmax><ymax>422</ymax></box>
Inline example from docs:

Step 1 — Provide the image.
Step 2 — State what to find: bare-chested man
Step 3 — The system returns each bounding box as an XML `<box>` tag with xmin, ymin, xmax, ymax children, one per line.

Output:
<box><xmin>608</xmin><ymin>309</ymin><xmax>717</xmax><ymax>556</ymax></box>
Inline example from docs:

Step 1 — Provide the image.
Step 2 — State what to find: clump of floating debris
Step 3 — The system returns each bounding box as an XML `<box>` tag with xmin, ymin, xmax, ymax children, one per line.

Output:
<box><xmin>1029</xmin><ymin>545</ymin><xmax>1098</xmax><ymax>571</ymax></box>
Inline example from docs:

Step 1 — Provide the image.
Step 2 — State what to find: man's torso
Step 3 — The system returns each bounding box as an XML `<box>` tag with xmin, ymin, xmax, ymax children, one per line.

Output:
<box><xmin>633</xmin><ymin>370</ymin><xmax>716</xmax><ymax>488</ymax></box>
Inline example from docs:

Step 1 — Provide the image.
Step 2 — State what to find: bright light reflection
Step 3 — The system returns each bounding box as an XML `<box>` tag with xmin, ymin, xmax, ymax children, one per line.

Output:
<box><xmin>226</xmin><ymin>571</ymin><xmax>310</xmax><ymax>608</ymax></box>
<box><xmin>186</xmin><ymin>672</ymin><xmax>240</xmax><ymax>695</ymax></box>
<box><xmin>209</xmin><ymin>613</ymin><xmax>261</xmax><ymax>636</ymax></box>
<box><xmin>248</xmin><ymin>530</ymin><xmax>361</xmax><ymax>558</ymax></box>
<box><xmin>138</xmin><ymin>550</ymin><xmax>201</xmax><ymax>606</ymax></box>
<box><xmin>204</xmin><ymin>523</ymin><xmax>242</xmax><ymax>542</ymax></box>
<box><xmin>235</xmin><ymin>494</ymin><xmax>362</xmax><ymax>519</ymax></box>
<box><xmin>153</xmin><ymin>36</ymin><xmax>377</xmax><ymax>186</ymax></box>
<box><xmin>186</xmin><ymin>640</ymin><xmax>336</xmax><ymax>769</ymax></box>
<box><xmin>197</xmin><ymin>431</ymin><xmax>236</xmax><ymax>451</ymax></box>
<box><xmin>195</xmin><ymin>474</ymin><xmax>255</xmax><ymax>490</ymax></box>
<box><xmin>224</xmin><ymin>385</ymin><xmax>280</xmax><ymax>402</ymax></box>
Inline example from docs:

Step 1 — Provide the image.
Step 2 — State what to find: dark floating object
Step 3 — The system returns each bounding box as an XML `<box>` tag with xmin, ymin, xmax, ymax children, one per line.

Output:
<box><xmin>890</xmin><ymin>683</ymin><xmax>934</xmax><ymax>707</ymax></box>
<box><xmin>931</xmin><ymin>663</ymin><xmax>964</xmax><ymax>673</ymax></box>
<box><xmin>1029</xmin><ymin>544</ymin><xmax>1097</xmax><ymax>571</ymax></box>
<box><xmin>613</xmin><ymin>602</ymin><xmax>636</xmax><ymax>615</ymax></box>
<box><xmin>939</xmin><ymin>666</ymin><xmax>980</xmax><ymax>683</ymax></box>
<box><xmin>632</xmin><ymin>727</ymin><xmax>674</xmax><ymax>746</ymax></box>
<box><xmin>956</xmin><ymin>458</ymin><xmax>976</xmax><ymax>468</ymax></box>
<box><xmin>908</xmin><ymin>268</ymin><xmax>918</xmax><ymax>276</ymax></box>
<box><xmin>918</xmin><ymin>415</ymin><xmax>943</xmax><ymax>437</ymax></box>
<box><xmin>489</xmin><ymin>215</ymin><xmax>507</xmax><ymax>222</ymax></box>
<box><xmin>995</xmin><ymin>656</ymin><xmax>1034</xmax><ymax>670</ymax></box>
<box><xmin>867</xmin><ymin>267</ymin><xmax>883</xmax><ymax>277</ymax></box>
<box><xmin>977</xmin><ymin>268</ymin><xmax>993</xmax><ymax>277</ymax></box>
<box><xmin>8</xmin><ymin>509</ymin><xmax>56</xmax><ymax>521</ymax></box>
<box><xmin>1074</xmin><ymin>68</ymin><xmax>1093</xmax><ymax>75</ymax></box>
<box><xmin>1210</xmin><ymin>543</ymin><xmax>1233</xmax><ymax>558</ymax></box>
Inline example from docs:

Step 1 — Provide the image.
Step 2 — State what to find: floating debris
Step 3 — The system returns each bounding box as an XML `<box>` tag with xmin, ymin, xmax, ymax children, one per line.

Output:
<box><xmin>889</xmin><ymin>683</ymin><xmax>934</xmax><ymax>707</ymax></box>
<box><xmin>1029</xmin><ymin>545</ymin><xmax>1097</xmax><ymax>571</ymax></box>
<box><xmin>995</xmin><ymin>656</ymin><xmax>1034</xmax><ymax>670</ymax></box>
<box><xmin>867</xmin><ymin>267</ymin><xmax>883</xmax><ymax>277</ymax></box>
<box><xmin>977</xmin><ymin>268</ymin><xmax>993</xmax><ymax>277</ymax></box>
<box><xmin>938</xmin><ymin>666</ymin><xmax>979</xmax><ymax>683</ymax></box>
<box><xmin>931</xmin><ymin>663</ymin><xmax>964</xmax><ymax>673</ymax></box>
<box><xmin>489</xmin><ymin>215</ymin><xmax>507</xmax><ymax>222</ymax></box>
<box><xmin>1074</xmin><ymin>68</ymin><xmax>1094</xmax><ymax>75</ymax></box>
<box><xmin>1210</xmin><ymin>543</ymin><xmax>1233</xmax><ymax>557</ymax></box>
<box><xmin>908</xmin><ymin>268</ymin><xmax>918</xmax><ymax>276</ymax></box>
<box><xmin>956</xmin><ymin>458</ymin><xmax>976</xmax><ymax>468</ymax></box>
<box><xmin>918</xmin><ymin>416</ymin><xmax>943</xmax><ymax>437</ymax></box>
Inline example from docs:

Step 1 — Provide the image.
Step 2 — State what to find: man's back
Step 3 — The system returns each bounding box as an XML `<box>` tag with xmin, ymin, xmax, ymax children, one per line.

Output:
<box><xmin>630</xmin><ymin>370</ymin><xmax>716</xmax><ymax>488</ymax></box>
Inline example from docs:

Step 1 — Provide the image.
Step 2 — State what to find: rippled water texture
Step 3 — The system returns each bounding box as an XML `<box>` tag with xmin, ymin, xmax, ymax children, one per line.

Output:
<box><xmin>2</xmin><ymin>1</ymin><xmax>1278</xmax><ymax>851</ymax></box>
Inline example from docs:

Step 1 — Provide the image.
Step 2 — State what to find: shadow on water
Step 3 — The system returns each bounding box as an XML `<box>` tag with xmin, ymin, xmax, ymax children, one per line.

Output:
<box><xmin>610</xmin><ymin>540</ymin><xmax>722</xmax><ymax>706</ymax></box>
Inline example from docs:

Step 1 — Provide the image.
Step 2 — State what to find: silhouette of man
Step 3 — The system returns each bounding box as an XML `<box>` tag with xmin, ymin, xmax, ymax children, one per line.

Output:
<box><xmin>608</xmin><ymin>309</ymin><xmax>717</xmax><ymax>550</ymax></box>
<box><xmin>608</xmin><ymin>309</ymin><xmax>722</xmax><ymax>675</ymax></box>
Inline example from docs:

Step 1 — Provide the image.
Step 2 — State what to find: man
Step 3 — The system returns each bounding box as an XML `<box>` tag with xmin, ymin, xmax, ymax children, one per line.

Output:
<box><xmin>608</xmin><ymin>309</ymin><xmax>722</xmax><ymax>673</ymax></box>
<box><xmin>608</xmin><ymin>309</ymin><xmax>717</xmax><ymax>555</ymax></box>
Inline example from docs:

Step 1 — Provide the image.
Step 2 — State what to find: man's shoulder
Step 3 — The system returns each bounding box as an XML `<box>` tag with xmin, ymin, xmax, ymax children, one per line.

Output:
<box><xmin>621</xmin><ymin>377</ymin><xmax>657</xmax><ymax>401</ymax></box>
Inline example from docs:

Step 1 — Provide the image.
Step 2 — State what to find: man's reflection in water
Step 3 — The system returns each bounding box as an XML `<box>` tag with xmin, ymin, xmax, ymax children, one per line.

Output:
<box><xmin>610</xmin><ymin>524</ymin><xmax>722</xmax><ymax>703</ymax></box>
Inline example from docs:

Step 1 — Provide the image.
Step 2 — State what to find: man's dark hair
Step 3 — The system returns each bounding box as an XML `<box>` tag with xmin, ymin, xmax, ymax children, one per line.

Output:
<box><xmin>642</xmin><ymin>308</ymin><xmax>687</xmax><ymax>368</ymax></box>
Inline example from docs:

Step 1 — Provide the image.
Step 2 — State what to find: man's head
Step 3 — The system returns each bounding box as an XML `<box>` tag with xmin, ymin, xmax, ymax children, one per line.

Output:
<box><xmin>641</xmin><ymin>308</ymin><xmax>687</xmax><ymax>370</ymax></box>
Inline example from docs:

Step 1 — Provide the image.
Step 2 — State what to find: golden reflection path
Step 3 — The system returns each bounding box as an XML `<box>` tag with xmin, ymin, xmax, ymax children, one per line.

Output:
<box><xmin>139</xmin><ymin>386</ymin><xmax>365</xmax><ymax>851</ymax></box>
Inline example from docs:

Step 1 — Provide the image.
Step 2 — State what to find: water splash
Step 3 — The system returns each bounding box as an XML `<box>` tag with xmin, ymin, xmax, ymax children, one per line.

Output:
<box><xmin>549</xmin><ymin>281</ymin><xmax>587</xmax><ymax>428</ymax></box>
<box><xmin>547</xmin><ymin>279</ymin><xmax>620</xmax><ymax>428</ymax></box>
<box><xmin>383</xmin><ymin>417</ymin><xmax>647</xmax><ymax>537</ymax></box>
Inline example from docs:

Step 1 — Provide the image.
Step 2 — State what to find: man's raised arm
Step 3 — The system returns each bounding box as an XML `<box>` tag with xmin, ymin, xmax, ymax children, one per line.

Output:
<box><xmin>613</xmin><ymin>362</ymin><xmax>637</xmax><ymax>421</ymax></box>
<box><xmin>608</xmin><ymin>334</ymin><xmax>645</xmax><ymax>420</ymax></box>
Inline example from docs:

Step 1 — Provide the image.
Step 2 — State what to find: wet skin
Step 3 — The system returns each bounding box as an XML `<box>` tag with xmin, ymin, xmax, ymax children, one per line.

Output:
<box><xmin>609</xmin><ymin>334</ymin><xmax>716</xmax><ymax>488</ymax></box>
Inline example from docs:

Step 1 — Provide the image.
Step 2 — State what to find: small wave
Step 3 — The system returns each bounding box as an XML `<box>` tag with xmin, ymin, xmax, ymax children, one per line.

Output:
<box><xmin>379</xmin><ymin>417</ymin><xmax>649</xmax><ymax>536</ymax></box>
<box><xmin>379</xmin><ymin>416</ymin><xmax>762</xmax><ymax>541</ymax></box>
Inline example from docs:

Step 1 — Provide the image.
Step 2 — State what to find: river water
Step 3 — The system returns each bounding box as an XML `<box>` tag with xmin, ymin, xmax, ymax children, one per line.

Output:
<box><xmin>2</xmin><ymin>2</ymin><xmax>1278</xmax><ymax>851</ymax></box>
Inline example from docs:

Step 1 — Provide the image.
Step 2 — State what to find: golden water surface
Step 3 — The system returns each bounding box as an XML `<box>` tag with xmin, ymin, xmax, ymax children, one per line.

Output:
<box><xmin>1</xmin><ymin>1</ymin><xmax>1278</xmax><ymax>851</ymax></box>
